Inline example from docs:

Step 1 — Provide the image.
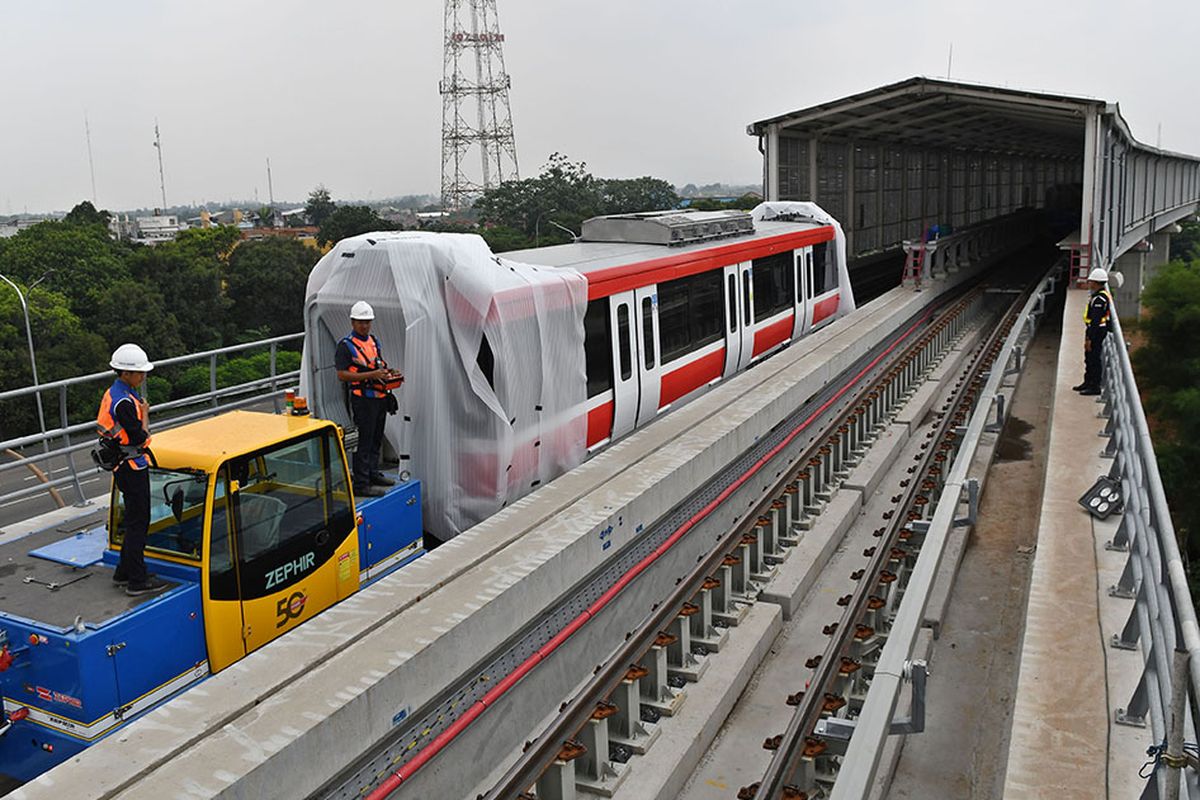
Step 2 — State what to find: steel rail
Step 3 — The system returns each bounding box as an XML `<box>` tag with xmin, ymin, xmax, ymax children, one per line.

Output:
<box><xmin>467</xmin><ymin>291</ymin><xmax>986</xmax><ymax>800</ymax></box>
<box><xmin>826</xmin><ymin>263</ymin><xmax>1061</xmax><ymax>800</ymax></box>
<box><xmin>753</xmin><ymin>276</ymin><xmax>1038</xmax><ymax>800</ymax></box>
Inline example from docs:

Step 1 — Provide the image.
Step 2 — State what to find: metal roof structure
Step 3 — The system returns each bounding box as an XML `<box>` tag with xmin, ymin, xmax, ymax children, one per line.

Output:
<box><xmin>749</xmin><ymin>76</ymin><xmax>1101</xmax><ymax>159</ymax></box>
<box><xmin>749</xmin><ymin>76</ymin><xmax>1200</xmax><ymax>266</ymax></box>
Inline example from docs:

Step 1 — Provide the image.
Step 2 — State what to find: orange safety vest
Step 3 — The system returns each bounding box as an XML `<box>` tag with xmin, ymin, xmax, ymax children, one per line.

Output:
<box><xmin>96</xmin><ymin>380</ymin><xmax>150</xmax><ymax>470</ymax></box>
<box><xmin>343</xmin><ymin>334</ymin><xmax>388</xmax><ymax>398</ymax></box>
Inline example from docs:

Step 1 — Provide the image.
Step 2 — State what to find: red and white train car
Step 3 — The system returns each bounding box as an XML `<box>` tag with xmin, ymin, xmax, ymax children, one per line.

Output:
<box><xmin>506</xmin><ymin>205</ymin><xmax>853</xmax><ymax>451</ymax></box>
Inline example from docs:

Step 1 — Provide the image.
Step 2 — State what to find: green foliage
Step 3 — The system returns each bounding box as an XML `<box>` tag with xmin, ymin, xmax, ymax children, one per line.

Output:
<box><xmin>317</xmin><ymin>205</ymin><xmax>396</xmax><ymax>246</ymax></box>
<box><xmin>1134</xmin><ymin>256</ymin><xmax>1200</xmax><ymax>560</ymax></box>
<box><xmin>0</xmin><ymin>220</ymin><xmax>131</xmax><ymax>311</ymax></box>
<box><xmin>1173</xmin><ymin>218</ymin><xmax>1200</xmax><ymax>265</ymax></box>
<box><xmin>686</xmin><ymin>193</ymin><xmax>762</xmax><ymax>211</ymax></box>
<box><xmin>0</xmin><ymin>287</ymin><xmax>107</xmax><ymax>435</ymax></box>
<box><xmin>226</xmin><ymin>239</ymin><xmax>316</xmax><ymax>337</ymax></box>
<box><xmin>127</xmin><ymin>238</ymin><xmax>229</xmax><ymax>353</ymax></box>
<box><xmin>63</xmin><ymin>200</ymin><xmax>112</xmax><ymax>229</ymax></box>
<box><xmin>89</xmin><ymin>279</ymin><xmax>185</xmax><ymax>356</ymax></box>
<box><xmin>173</xmin><ymin>350</ymin><xmax>301</xmax><ymax>398</ymax></box>
<box><xmin>305</xmin><ymin>185</ymin><xmax>337</xmax><ymax>228</ymax></box>
<box><xmin>473</xmin><ymin>153</ymin><xmax>680</xmax><ymax>250</ymax></box>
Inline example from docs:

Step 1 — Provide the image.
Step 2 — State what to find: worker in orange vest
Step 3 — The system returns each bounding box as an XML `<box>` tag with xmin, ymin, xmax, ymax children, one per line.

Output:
<box><xmin>1073</xmin><ymin>268</ymin><xmax>1114</xmax><ymax>396</ymax></box>
<box><xmin>96</xmin><ymin>343</ymin><xmax>168</xmax><ymax>596</ymax></box>
<box><xmin>335</xmin><ymin>301</ymin><xmax>404</xmax><ymax>497</ymax></box>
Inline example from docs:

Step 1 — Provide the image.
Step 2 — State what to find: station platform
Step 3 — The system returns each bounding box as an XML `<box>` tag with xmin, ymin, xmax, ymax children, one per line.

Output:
<box><xmin>1000</xmin><ymin>287</ymin><xmax>1151</xmax><ymax>798</ymax></box>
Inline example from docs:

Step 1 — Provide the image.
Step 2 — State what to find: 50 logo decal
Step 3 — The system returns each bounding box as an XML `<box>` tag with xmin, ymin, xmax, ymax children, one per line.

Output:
<box><xmin>275</xmin><ymin>590</ymin><xmax>308</xmax><ymax>628</ymax></box>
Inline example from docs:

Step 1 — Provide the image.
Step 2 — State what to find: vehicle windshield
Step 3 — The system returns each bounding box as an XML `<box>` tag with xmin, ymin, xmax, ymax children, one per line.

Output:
<box><xmin>111</xmin><ymin>468</ymin><xmax>211</xmax><ymax>561</ymax></box>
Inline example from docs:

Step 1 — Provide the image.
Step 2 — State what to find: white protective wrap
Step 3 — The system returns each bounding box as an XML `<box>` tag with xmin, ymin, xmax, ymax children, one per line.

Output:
<box><xmin>300</xmin><ymin>232</ymin><xmax>588</xmax><ymax>541</ymax></box>
<box><xmin>752</xmin><ymin>202</ymin><xmax>857</xmax><ymax>315</ymax></box>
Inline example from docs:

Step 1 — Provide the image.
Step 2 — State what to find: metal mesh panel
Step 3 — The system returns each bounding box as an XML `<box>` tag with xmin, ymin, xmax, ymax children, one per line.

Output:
<box><xmin>779</xmin><ymin>137</ymin><xmax>810</xmax><ymax>201</ymax></box>
<box><xmin>853</xmin><ymin>145</ymin><xmax>879</xmax><ymax>252</ymax></box>
<box><xmin>817</xmin><ymin>141</ymin><xmax>849</xmax><ymax>228</ymax></box>
<box><xmin>882</xmin><ymin>147</ymin><xmax>905</xmax><ymax>246</ymax></box>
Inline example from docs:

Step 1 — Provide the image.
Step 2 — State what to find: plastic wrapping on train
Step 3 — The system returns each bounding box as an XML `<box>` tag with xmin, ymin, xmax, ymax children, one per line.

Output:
<box><xmin>300</xmin><ymin>232</ymin><xmax>588</xmax><ymax>541</ymax></box>
<box><xmin>752</xmin><ymin>201</ymin><xmax>856</xmax><ymax>315</ymax></box>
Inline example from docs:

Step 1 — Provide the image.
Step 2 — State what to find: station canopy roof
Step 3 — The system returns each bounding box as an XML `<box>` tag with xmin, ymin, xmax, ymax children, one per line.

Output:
<box><xmin>749</xmin><ymin>76</ymin><xmax>1105</xmax><ymax>159</ymax></box>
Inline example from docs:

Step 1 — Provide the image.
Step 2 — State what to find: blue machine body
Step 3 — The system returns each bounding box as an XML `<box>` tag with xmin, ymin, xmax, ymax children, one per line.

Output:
<box><xmin>0</xmin><ymin>479</ymin><xmax>422</xmax><ymax>784</ymax></box>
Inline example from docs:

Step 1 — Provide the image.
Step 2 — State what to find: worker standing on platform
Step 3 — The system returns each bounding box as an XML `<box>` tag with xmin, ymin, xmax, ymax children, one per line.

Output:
<box><xmin>335</xmin><ymin>301</ymin><xmax>404</xmax><ymax>498</ymax></box>
<box><xmin>1074</xmin><ymin>267</ymin><xmax>1113</xmax><ymax>396</ymax></box>
<box><xmin>97</xmin><ymin>343</ymin><xmax>168</xmax><ymax>597</ymax></box>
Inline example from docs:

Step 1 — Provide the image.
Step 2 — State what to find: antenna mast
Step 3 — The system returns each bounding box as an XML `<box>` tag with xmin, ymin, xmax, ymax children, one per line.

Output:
<box><xmin>266</xmin><ymin>157</ymin><xmax>275</xmax><ymax>207</ymax></box>
<box><xmin>153</xmin><ymin>120</ymin><xmax>167</xmax><ymax>211</ymax></box>
<box><xmin>439</xmin><ymin>0</ymin><xmax>519</xmax><ymax>211</ymax></box>
<box><xmin>84</xmin><ymin>111</ymin><xmax>98</xmax><ymax>204</ymax></box>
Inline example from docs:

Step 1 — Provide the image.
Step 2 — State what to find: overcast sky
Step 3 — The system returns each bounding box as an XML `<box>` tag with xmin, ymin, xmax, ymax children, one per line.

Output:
<box><xmin>2</xmin><ymin>0</ymin><xmax>1198</xmax><ymax>214</ymax></box>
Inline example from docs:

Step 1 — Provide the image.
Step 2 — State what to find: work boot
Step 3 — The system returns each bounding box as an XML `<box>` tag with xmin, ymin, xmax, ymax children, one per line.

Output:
<box><xmin>356</xmin><ymin>484</ymin><xmax>386</xmax><ymax>498</ymax></box>
<box><xmin>370</xmin><ymin>472</ymin><xmax>396</xmax><ymax>487</ymax></box>
<box><xmin>112</xmin><ymin>570</ymin><xmax>129</xmax><ymax>587</ymax></box>
<box><xmin>126</xmin><ymin>575</ymin><xmax>169</xmax><ymax>597</ymax></box>
<box><xmin>1078</xmin><ymin>386</ymin><xmax>1101</xmax><ymax>396</ymax></box>
<box><xmin>1072</xmin><ymin>382</ymin><xmax>1088</xmax><ymax>391</ymax></box>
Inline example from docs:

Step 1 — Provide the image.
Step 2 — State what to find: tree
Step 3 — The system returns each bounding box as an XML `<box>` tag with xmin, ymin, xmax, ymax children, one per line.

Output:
<box><xmin>128</xmin><ymin>235</ymin><xmax>230</xmax><ymax>352</ymax></box>
<box><xmin>0</xmin><ymin>220</ymin><xmax>131</xmax><ymax>313</ymax></box>
<box><xmin>226</xmin><ymin>238</ymin><xmax>317</xmax><ymax>337</ymax></box>
<box><xmin>317</xmin><ymin>205</ymin><xmax>395</xmax><ymax>246</ymax></box>
<box><xmin>1133</xmin><ymin>257</ymin><xmax>1200</xmax><ymax>567</ymax></box>
<box><xmin>63</xmin><ymin>200</ymin><xmax>112</xmax><ymax>229</ymax></box>
<box><xmin>305</xmin><ymin>185</ymin><xmax>337</xmax><ymax>227</ymax></box>
<box><xmin>598</xmin><ymin>177</ymin><xmax>678</xmax><ymax>215</ymax></box>
<box><xmin>0</xmin><ymin>287</ymin><xmax>107</xmax><ymax>437</ymax></box>
<box><xmin>89</xmin><ymin>279</ymin><xmax>185</xmax><ymax>357</ymax></box>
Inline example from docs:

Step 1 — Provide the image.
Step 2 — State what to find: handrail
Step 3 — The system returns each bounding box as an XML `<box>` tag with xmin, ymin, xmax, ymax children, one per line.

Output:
<box><xmin>0</xmin><ymin>332</ymin><xmax>303</xmax><ymax>512</ymax></box>
<box><xmin>830</xmin><ymin>263</ymin><xmax>1061</xmax><ymax>798</ymax></box>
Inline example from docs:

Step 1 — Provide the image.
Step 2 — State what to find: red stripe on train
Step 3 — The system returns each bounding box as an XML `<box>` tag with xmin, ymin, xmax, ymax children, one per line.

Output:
<box><xmin>586</xmin><ymin>401</ymin><xmax>614</xmax><ymax>448</ymax></box>
<box><xmin>586</xmin><ymin>228</ymin><xmax>835</xmax><ymax>301</ymax></box>
<box><xmin>812</xmin><ymin>293</ymin><xmax>840</xmax><ymax>325</ymax></box>
<box><xmin>660</xmin><ymin>348</ymin><xmax>724</xmax><ymax>407</ymax></box>
<box><xmin>752</xmin><ymin>314</ymin><xmax>795</xmax><ymax>358</ymax></box>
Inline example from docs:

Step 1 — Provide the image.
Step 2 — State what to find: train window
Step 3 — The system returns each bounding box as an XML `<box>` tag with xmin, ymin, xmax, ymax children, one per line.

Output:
<box><xmin>690</xmin><ymin>270</ymin><xmax>724</xmax><ymax>350</ymax></box>
<box><xmin>641</xmin><ymin>296</ymin><xmax>656</xmax><ymax>370</ymax></box>
<box><xmin>659</xmin><ymin>270</ymin><xmax>725</xmax><ymax>364</ymax></box>
<box><xmin>617</xmin><ymin>303</ymin><xmax>632</xmax><ymax>380</ymax></box>
<box><xmin>811</xmin><ymin>241</ymin><xmax>837</xmax><ymax>296</ymax></box>
<box><xmin>727</xmin><ymin>274</ymin><xmax>737</xmax><ymax>333</ymax></box>
<box><xmin>476</xmin><ymin>333</ymin><xmax>495</xmax><ymax>391</ymax></box>
<box><xmin>752</xmin><ymin>252</ymin><xmax>794</xmax><ymax>320</ymax></box>
<box><xmin>584</xmin><ymin>299</ymin><xmax>612</xmax><ymax>398</ymax></box>
<box><xmin>223</xmin><ymin>430</ymin><xmax>354</xmax><ymax>601</ymax></box>
<box><xmin>658</xmin><ymin>278</ymin><xmax>692</xmax><ymax>363</ymax></box>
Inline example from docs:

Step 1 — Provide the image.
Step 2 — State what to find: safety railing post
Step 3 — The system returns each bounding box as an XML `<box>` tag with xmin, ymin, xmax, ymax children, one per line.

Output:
<box><xmin>59</xmin><ymin>384</ymin><xmax>87</xmax><ymax>505</ymax></box>
<box><xmin>210</xmin><ymin>353</ymin><xmax>219</xmax><ymax>409</ymax></box>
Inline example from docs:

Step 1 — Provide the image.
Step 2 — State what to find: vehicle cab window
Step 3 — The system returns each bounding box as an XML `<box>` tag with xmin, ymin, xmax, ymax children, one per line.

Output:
<box><xmin>208</xmin><ymin>430</ymin><xmax>353</xmax><ymax>602</ymax></box>
<box><xmin>111</xmin><ymin>469</ymin><xmax>209</xmax><ymax>562</ymax></box>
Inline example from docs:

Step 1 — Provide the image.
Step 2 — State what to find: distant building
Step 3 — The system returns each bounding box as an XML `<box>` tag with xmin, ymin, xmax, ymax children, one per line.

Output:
<box><xmin>240</xmin><ymin>226</ymin><xmax>320</xmax><ymax>248</ymax></box>
<box><xmin>109</xmin><ymin>213</ymin><xmax>185</xmax><ymax>244</ymax></box>
<box><xmin>0</xmin><ymin>217</ymin><xmax>52</xmax><ymax>238</ymax></box>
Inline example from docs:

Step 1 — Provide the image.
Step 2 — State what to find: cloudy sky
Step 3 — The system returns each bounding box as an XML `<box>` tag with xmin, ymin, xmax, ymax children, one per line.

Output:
<box><xmin>2</xmin><ymin>0</ymin><xmax>1198</xmax><ymax>214</ymax></box>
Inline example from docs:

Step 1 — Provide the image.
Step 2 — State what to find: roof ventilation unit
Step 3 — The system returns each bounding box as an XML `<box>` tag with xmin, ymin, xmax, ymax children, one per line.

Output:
<box><xmin>580</xmin><ymin>209</ymin><xmax>755</xmax><ymax>246</ymax></box>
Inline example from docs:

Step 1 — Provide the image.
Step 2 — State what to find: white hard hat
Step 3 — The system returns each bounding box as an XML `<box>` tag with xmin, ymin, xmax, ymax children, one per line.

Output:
<box><xmin>349</xmin><ymin>300</ymin><xmax>375</xmax><ymax>320</ymax></box>
<box><xmin>110</xmin><ymin>343</ymin><xmax>154</xmax><ymax>372</ymax></box>
<box><xmin>1088</xmin><ymin>267</ymin><xmax>1109</xmax><ymax>283</ymax></box>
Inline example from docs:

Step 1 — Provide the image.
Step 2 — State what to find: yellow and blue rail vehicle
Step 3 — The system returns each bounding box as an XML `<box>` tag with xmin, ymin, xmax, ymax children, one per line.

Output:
<box><xmin>0</xmin><ymin>411</ymin><xmax>423</xmax><ymax>783</ymax></box>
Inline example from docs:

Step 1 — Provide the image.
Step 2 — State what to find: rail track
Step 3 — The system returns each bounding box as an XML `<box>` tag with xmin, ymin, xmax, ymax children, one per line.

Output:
<box><xmin>461</xmin><ymin>273</ymin><xmax>1036</xmax><ymax>800</ymax></box>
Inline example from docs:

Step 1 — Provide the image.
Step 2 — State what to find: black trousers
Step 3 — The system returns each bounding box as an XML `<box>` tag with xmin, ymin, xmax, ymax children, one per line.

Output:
<box><xmin>114</xmin><ymin>465</ymin><xmax>150</xmax><ymax>584</ymax></box>
<box><xmin>350</xmin><ymin>394</ymin><xmax>388</xmax><ymax>488</ymax></box>
<box><xmin>1083</xmin><ymin>332</ymin><xmax>1107</xmax><ymax>389</ymax></box>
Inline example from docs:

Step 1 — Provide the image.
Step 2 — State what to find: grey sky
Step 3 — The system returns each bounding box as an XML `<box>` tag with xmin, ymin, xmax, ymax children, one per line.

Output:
<box><xmin>2</xmin><ymin>0</ymin><xmax>1198</xmax><ymax>214</ymax></box>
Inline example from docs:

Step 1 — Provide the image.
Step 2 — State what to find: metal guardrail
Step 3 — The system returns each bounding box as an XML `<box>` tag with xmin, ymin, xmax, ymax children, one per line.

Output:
<box><xmin>829</xmin><ymin>263</ymin><xmax>1062</xmax><ymax>798</ymax></box>
<box><xmin>1102</xmin><ymin>309</ymin><xmax>1200</xmax><ymax>800</ymax></box>
<box><xmin>0</xmin><ymin>332</ymin><xmax>303</xmax><ymax>510</ymax></box>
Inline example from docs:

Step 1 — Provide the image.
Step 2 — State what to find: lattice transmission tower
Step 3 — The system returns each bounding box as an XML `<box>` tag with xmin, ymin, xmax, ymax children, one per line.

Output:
<box><xmin>440</xmin><ymin>0</ymin><xmax>519</xmax><ymax>210</ymax></box>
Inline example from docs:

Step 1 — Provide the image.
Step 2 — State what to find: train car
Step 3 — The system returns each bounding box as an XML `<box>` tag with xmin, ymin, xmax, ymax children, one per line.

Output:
<box><xmin>302</xmin><ymin>201</ymin><xmax>853</xmax><ymax>541</ymax></box>
<box><xmin>0</xmin><ymin>412</ymin><xmax>422</xmax><ymax>783</ymax></box>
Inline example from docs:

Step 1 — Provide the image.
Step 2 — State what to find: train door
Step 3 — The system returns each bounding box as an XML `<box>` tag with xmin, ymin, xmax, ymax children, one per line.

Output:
<box><xmin>633</xmin><ymin>286</ymin><xmax>661</xmax><ymax>425</ymax></box>
<box><xmin>794</xmin><ymin>248</ymin><xmax>813</xmax><ymax>338</ymax></box>
<box><xmin>722</xmin><ymin>263</ymin><xmax>755</xmax><ymax>376</ymax></box>
<box><xmin>722</xmin><ymin>266</ymin><xmax>741</xmax><ymax>378</ymax></box>
<box><xmin>203</xmin><ymin>429</ymin><xmax>359</xmax><ymax>672</ymax></box>
<box><xmin>609</xmin><ymin>291</ymin><xmax>639</xmax><ymax>440</ymax></box>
